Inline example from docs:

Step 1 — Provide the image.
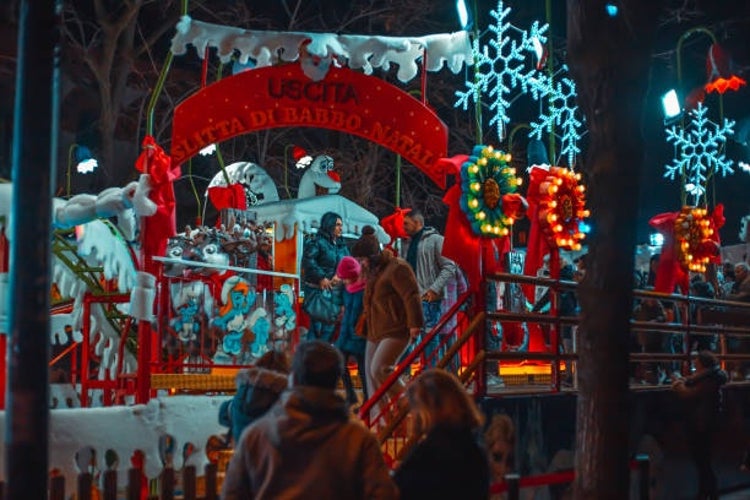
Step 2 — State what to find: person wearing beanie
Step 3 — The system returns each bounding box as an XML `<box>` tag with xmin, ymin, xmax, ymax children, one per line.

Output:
<box><xmin>352</xmin><ymin>226</ymin><xmax>423</xmax><ymax>418</ymax></box>
<box><xmin>351</xmin><ymin>225</ymin><xmax>381</xmax><ymax>259</ymax></box>
<box><xmin>301</xmin><ymin>211</ymin><xmax>349</xmax><ymax>342</ymax></box>
<box><xmin>335</xmin><ymin>255</ymin><xmax>368</xmax><ymax>408</ymax></box>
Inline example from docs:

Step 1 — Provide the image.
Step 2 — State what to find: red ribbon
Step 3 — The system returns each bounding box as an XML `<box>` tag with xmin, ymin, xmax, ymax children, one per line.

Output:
<box><xmin>135</xmin><ymin>135</ymin><xmax>181</xmax><ymax>274</ymax></box>
<box><xmin>522</xmin><ymin>166</ymin><xmax>553</xmax><ymax>301</ymax></box>
<box><xmin>379</xmin><ymin>207</ymin><xmax>412</xmax><ymax>248</ymax></box>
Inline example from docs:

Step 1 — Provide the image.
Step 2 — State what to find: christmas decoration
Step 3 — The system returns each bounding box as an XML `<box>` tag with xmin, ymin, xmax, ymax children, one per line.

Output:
<box><xmin>292</xmin><ymin>146</ymin><xmax>313</xmax><ymax>169</ymax></box>
<box><xmin>704</xmin><ymin>43</ymin><xmax>747</xmax><ymax>94</ymax></box>
<box><xmin>663</xmin><ymin>102</ymin><xmax>735</xmax><ymax>205</ymax></box>
<box><xmin>454</xmin><ymin>0</ymin><xmax>583</xmax><ymax>166</ymax></box>
<box><xmin>674</xmin><ymin>206</ymin><xmax>720</xmax><ymax>273</ymax></box>
<box><xmin>171</xmin><ymin>16</ymin><xmax>473</xmax><ymax>84</ymax></box>
<box><xmin>650</xmin><ymin>204</ymin><xmax>724</xmax><ymax>294</ymax></box>
<box><xmin>459</xmin><ymin>145</ymin><xmax>525</xmax><ymax>237</ymax></box>
<box><xmin>525</xmin><ymin>71</ymin><xmax>582</xmax><ymax>167</ymax></box>
<box><xmin>455</xmin><ymin>1</ymin><xmax>548</xmax><ymax>141</ymax></box>
<box><xmin>534</xmin><ymin>166</ymin><xmax>589</xmax><ymax>251</ymax></box>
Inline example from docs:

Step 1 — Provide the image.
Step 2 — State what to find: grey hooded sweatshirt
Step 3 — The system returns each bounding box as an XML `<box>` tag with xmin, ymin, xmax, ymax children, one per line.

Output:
<box><xmin>221</xmin><ymin>386</ymin><xmax>397</xmax><ymax>500</ymax></box>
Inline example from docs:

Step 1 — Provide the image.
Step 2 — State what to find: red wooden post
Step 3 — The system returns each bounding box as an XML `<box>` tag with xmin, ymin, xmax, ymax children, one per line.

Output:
<box><xmin>548</xmin><ymin>247</ymin><xmax>561</xmax><ymax>389</ymax></box>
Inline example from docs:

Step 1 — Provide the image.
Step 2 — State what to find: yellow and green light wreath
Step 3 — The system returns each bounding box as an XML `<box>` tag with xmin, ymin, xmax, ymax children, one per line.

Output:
<box><xmin>459</xmin><ymin>145</ymin><xmax>525</xmax><ymax>237</ymax></box>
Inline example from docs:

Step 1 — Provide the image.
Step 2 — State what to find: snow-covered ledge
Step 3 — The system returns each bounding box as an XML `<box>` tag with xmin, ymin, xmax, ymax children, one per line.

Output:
<box><xmin>170</xmin><ymin>16</ymin><xmax>473</xmax><ymax>83</ymax></box>
<box><xmin>0</xmin><ymin>395</ymin><xmax>230</xmax><ymax>497</ymax></box>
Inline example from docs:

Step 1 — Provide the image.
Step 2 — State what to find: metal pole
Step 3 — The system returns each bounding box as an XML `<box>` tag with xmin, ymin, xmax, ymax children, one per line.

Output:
<box><xmin>7</xmin><ymin>1</ymin><xmax>60</xmax><ymax>498</ymax></box>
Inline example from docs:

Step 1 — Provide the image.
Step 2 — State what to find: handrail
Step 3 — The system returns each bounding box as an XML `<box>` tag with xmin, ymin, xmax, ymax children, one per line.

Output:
<box><xmin>358</xmin><ymin>291</ymin><xmax>473</xmax><ymax>422</ymax></box>
<box><xmin>49</xmin><ymin>342</ymin><xmax>79</xmax><ymax>368</ymax></box>
<box><xmin>484</xmin><ymin>271</ymin><xmax>750</xmax><ymax>393</ymax></box>
<box><xmin>375</xmin><ymin>313</ymin><xmax>486</xmax><ymax>446</ymax></box>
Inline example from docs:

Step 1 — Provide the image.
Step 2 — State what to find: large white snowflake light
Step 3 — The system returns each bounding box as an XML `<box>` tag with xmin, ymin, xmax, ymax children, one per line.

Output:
<box><xmin>663</xmin><ymin>102</ymin><xmax>735</xmax><ymax>205</ymax></box>
<box><xmin>454</xmin><ymin>0</ymin><xmax>548</xmax><ymax>141</ymax></box>
<box><xmin>454</xmin><ymin>0</ymin><xmax>583</xmax><ymax>167</ymax></box>
<box><xmin>526</xmin><ymin>68</ymin><xmax>582</xmax><ymax>167</ymax></box>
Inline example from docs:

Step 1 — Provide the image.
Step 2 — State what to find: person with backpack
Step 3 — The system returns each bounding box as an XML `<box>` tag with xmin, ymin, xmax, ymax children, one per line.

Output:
<box><xmin>218</xmin><ymin>350</ymin><xmax>290</xmax><ymax>446</ymax></box>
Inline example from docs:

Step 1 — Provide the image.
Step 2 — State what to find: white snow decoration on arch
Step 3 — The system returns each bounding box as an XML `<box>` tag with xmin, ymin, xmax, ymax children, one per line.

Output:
<box><xmin>170</xmin><ymin>16</ymin><xmax>473</xmax><ymax>83</ymax></box>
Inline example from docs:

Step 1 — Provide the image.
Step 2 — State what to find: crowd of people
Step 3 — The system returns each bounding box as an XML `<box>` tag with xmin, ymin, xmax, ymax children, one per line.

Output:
<box><xmin>218</xmin><ymin>209</ymin><xmax>502</xmax><ymax>498</ymax></box>
<box><xmin>630</xmin><ymin>254</ymin><xmax>750</xmax><ymax>385</ymax></box>
<box><xmin>216</xmin><ymin>208</ymin><xmax>750</xmax><ymax>499</ymax></box>
<box><xmin>298</xmin><ymin>209</ymin><xmax>466</xmax><ymax>410</ymax></box>
<box><xmin>220</xmin><ymin>340</ymin><xmax>497</xmax><ymax>499</ymax></box>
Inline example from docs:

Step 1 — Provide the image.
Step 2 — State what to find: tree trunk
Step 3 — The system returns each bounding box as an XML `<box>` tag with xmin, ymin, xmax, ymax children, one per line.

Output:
<box><xmin>566</xmin><ymin>2</ymin><xmax>662</xmax><ymax>497</ymax></box>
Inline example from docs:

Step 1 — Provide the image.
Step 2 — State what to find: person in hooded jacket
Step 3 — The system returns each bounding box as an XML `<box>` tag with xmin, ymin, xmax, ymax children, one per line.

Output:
<box><xmin>301</xmin><ymin>211</ymin><xmax>349</xmax><ymax>342</ymax></box>
<box><xmin>672</xmin><ymin>350</ymin><xmax>728</xmax><ymax>500</ymax></box>
<box><xmin>221</xmin><ymin>340</ymin><xmax>397</xmax><ymax>500</ymax></box>
<box><xmin>218</xmin><ymin>350</ymin><xmax>290</xmax><ymax>446</ymax></box>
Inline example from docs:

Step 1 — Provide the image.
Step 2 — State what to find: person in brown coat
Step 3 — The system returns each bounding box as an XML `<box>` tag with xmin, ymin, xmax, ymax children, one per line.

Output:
<box><xmin>351</xmin><ymin>231</ymin><xmax>423</xmax><ymax>414</ymax></box>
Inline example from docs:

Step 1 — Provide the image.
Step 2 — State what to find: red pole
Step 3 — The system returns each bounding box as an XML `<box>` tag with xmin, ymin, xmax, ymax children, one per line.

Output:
<box><xmin>549</xmin><ymin>247</ymin><xmax>561</xmax><ymax>389</ymax></box>
<box><xmin>81</xmin><ymin>296</ymin><xmax>91</xmax><ymax>407</ymax></box>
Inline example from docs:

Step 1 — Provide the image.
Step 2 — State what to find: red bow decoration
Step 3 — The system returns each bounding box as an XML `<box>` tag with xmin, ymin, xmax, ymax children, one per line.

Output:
<box><xmin>207</xmin><ymin>184</ymin><xmax>247</xmax><ymax>211</ymax></box>
<box><xmin>135</xmin><ymin>135</ymin><xmax>181</xmax><ymax>273</ymax></box>
<box><xmin>380</xmin><ymin>207</ymin><xmax>412</xmax><ymax>244</ymax></box>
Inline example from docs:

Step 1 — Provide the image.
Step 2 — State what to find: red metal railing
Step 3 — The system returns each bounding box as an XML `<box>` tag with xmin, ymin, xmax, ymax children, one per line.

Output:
<box><xmin>358</xmin><ymin>291</ymin><xmax>475</xmax><ymax>427</ymax></box>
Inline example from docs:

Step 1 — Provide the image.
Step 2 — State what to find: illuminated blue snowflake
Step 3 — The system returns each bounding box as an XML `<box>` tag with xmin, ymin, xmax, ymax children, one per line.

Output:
<box><xmin>454</xmin><ymin>0</ymin><xmax>548</xmax><ymax>141</ymax></box>
<box><xmin>664</xmin><ymin>103</ymin><xmax>735</xmax><ymax>205</ymax></box>
<box><xmin>525</xmin><ymin>69</ymin><xmax>582</xmax><ymax>167</ymax></box>
<box><xmin>455</xmin><ymin>0</ymin><xmax>583</xmax><ymax>166</ymax></box>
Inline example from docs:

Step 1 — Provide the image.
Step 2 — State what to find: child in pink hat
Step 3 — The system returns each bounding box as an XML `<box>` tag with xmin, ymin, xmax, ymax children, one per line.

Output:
<box><xmin>335</xmin><ymin>255</ymin><xmax>367</xmax><ymax>408</ymax></box>
<box><xmin>336</xmin><ymin>256</ymin><xmax>365</xmax><ymax>293</ymax></box>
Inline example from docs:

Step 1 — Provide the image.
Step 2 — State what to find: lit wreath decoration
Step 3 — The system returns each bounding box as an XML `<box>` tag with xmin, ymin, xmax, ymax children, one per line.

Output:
<box><xmin>459</xmin><ymin>145</ymin><xmax>525</xmax><ymax>237</ymax></box>
<box><xmin>536</xmin><ymin>166</ymin><xmax>589</xmax><ymax>251</ymax></box>
<box><xmin>674</xmin><ymin>206</ymin><xmax>718</xmax><ymax>273</ymax></box>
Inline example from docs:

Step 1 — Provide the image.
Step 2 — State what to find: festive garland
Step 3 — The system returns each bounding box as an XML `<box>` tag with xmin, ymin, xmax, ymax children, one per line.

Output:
<box><xmin>674</xmin><ymin>206</ymin><xmax>717</xmax><ymax>273</ymax></box>
<box><xmin>536</xmin><ymin>166</ymin><xmax>589</xmax><ymax>251</ymax></box>
<box><xmin>459</xmin><ymin>145</ymin><xmax>524</xmax><ymax>237</ymax></box>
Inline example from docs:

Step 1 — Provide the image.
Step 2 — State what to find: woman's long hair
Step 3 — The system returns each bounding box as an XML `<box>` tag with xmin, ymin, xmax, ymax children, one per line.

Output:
<box><xmin>406</xmin><ymin>369</ymin><xmax>484</xmax><ymax>438</ymax></box>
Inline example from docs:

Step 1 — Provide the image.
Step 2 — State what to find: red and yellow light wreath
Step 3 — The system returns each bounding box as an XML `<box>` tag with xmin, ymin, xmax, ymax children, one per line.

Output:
<box><xmin>536</xmin><ymin>166</ymin><xmax>589</xmax><ymax>251</ymax></box>
<box><xmin>674</xmin><ymin>206</ymin><xmax>718</xmax><ymax>273</ymax></box>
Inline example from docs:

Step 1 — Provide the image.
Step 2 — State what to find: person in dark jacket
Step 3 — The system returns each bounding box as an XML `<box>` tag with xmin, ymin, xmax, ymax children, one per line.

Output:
<box><xmin>672</xmin><ymin>350</ymin><xmax>728</xmax><ymax>499</ymax></box>
<box><xmin>335</xmin><ymin>253</ymin><xmax>368</xmax><ymax>407</ymax></box>
<box><xmin>394</xmin><ymin>369</ymin><xmax>489</xmax><ymax>499</ymax></box>
<box><xmin>301</xmin><ymin>211</ymin><xmax>349</xmax><ymax>342</ymax></box>
<box><xmin>218</xmin><ymin>350</ymin><xmax>290</xmax><ymax>446</ymax></box>
<box><xmin>222</xmin><ymin>340</ymin><xmax>397</xmax><ymax>500</ymax></box>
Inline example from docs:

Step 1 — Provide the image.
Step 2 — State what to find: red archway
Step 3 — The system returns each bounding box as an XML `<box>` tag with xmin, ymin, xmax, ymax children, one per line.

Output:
<box><xmin>171</xmin><ymin>63</ymin><xmax>451</xmax><ymax>188</ymax></box>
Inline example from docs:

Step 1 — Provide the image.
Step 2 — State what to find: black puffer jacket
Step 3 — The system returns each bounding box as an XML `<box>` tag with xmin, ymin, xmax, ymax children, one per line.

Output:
<box><xmin>301</xmin><ymin>212</ymin><xmax>349</xmax><ymax>285</ymax></box>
